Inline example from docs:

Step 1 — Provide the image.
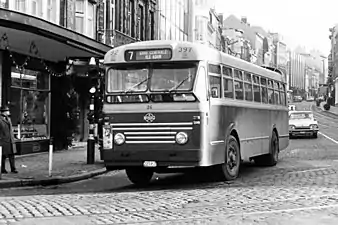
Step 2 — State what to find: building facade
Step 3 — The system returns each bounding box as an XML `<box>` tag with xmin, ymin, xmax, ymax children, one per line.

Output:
<box><xmin>157</xmin><ymin>0</ymin><xmax>189</xmax><ymax>41</ymax></box>
<box><xmin>0</xmin><ymin>0</ymin><xmax>116</xmax><ymax>154</ymax></box>
<box><xmin>272</xmin><ymin>33</ymin><xmax>288</xmax><ymax>83</ymax></box>
<box><xmin>113</xmin><ymin>0</ymin><xmax>157</xmax><ymax>47</ymax></box>
<box><xmin>187</xmin><ymin>0</ymin><xmax>221</xmax><ymax>50</ymax></box>
<box><xmin>288</xmin><ymin>51</ymin><xmax>306</xmax><ymax>94</ymax></box>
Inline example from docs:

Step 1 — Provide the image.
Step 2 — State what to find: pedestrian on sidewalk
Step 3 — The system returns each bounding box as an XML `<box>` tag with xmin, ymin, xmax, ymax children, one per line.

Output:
<box><xmin>0</xmin><ymin>105</ymin><xmax>18</xmax><ymax>174</ymax></box>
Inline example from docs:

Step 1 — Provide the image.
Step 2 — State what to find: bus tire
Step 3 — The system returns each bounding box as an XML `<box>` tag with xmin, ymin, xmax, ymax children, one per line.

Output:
<box><xmin>217</xmin><ymin>135</ymin><xmax>241</xmax><ymax>181</ymax></box>
<box><xmin>125</xmin><ymin>168</ymin><xmax>154</xmax><ymax>186</ymax></box>
<box><xmin>255</xmin><ymin>131</ymin><xmax>279</xmax><ymax>166</ymax></box>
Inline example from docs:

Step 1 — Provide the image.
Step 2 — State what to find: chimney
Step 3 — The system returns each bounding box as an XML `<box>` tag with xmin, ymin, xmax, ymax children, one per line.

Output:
<box><xmin>241</xmin><ymin>17</ymin><xmax>247</xmax><ymax>24</ymax></box>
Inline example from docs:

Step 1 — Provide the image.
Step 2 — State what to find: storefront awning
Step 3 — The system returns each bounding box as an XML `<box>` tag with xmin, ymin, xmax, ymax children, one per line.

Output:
<box><xmin>0</xmin><ymin>9</ymin><xmax>112</xmax><ymax>62</ymax></box>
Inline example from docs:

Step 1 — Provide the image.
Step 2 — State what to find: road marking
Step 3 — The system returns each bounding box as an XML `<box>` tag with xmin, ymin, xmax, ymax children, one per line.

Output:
<box><xmin>287</xmin><ymin>167</ymin><xmax>331</xmax><ymax>174</ymax></box>
<box><xmin>319</xmin><ymin>132</ymin><xmax>338</xmax><ymax>144</ymax></box>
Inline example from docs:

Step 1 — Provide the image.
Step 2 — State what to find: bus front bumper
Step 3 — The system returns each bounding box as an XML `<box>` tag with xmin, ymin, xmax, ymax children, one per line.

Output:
<box><xmin>102</xmin><ymin>149</ymin><xmax>201</xmax><ymax>169</ymax></box>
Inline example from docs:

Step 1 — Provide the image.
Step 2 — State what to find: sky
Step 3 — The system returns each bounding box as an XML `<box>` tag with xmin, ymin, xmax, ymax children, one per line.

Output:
<box><xmin>215</xmin><ymin>0</ymin><xmax>338</xmax><ymax>56</ymax></box>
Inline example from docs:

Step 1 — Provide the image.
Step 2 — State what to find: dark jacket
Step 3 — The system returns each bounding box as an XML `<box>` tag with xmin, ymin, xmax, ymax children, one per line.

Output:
<box><xmin>0</xmin><ymin>114</ymin><xmax>17</xmax><ymax>156</ymax></box>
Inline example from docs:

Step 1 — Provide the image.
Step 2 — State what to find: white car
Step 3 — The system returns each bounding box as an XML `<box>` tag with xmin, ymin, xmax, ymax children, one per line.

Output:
<box><xmin>289</xmin><ymin>111</ymin><xmax>319</xmax><ymax>138</ymax></box>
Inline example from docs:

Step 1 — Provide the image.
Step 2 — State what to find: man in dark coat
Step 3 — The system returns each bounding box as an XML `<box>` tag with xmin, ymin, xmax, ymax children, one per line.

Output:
<box><xmin>0</xmin><ymin>106</ymin><xmax>18</xmax><ymax>173</ymax></box>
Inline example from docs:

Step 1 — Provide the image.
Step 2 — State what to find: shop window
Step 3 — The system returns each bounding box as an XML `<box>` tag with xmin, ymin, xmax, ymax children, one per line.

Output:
<box><xmin>210</xmin><ymin>75</ymin><xmax>221</xmax><ymax>98</ymax></box>
<box><xmin>244</xmin><ymin>83</ymin><xmax>253</xmax><ymax>101</ymax></box>
<box><xmin>223</xmin><ymin>78</ymin><xmax>233</xmax><ymax>98</ymax></box>
<box><xmin>10</xmin><ymin>67</ymin><xmax>50</xmax><ymax>142</ymax></box>
<box><xmin>253</xmin><ymin>85</ymin><xmax>261</xmax><ymax>102</ymax></box>
<box><xmin>234</xmin><ymin>80</ymin><xmax>243</xmax><ymax>100</ymax></box>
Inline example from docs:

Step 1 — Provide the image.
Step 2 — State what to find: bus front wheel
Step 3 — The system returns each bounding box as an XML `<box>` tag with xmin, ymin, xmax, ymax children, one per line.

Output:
<box><xmin>217</xmin><ymin>135</ymin><xmax>241</xmax><ymax>181</ymax></box>
<box><xmin>126</xmin><ymin>168</ymin><xmax>154</xmax><ymax>186</ymax></box>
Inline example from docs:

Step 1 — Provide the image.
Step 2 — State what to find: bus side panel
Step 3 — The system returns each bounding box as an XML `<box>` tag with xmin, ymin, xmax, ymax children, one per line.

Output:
<box><xmin>208</xmin><ymin>100</ymin><xmax>288</xmax><ymax>164</ymax></box>
<box><xmin>208</xmin><ymin>101</ymin><xmax>265</xmax><ymax>164</ymax></box>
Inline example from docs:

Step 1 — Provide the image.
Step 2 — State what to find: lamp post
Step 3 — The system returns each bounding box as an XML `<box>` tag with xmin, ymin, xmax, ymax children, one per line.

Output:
<box><xmin>87</xmin><ymin>57</ymin><xmax>99</xmax><ymax>164</ymax></box>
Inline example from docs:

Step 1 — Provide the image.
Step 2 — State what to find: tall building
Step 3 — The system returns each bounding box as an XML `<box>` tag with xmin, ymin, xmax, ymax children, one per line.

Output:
<box><xmin>157</xmin><ymin>0</ymin><xmax>189</xmax><ymax>41</ymax></box>
<box><xmin>288</xmin><ymin>51</ymin><xmax>306</xmax><ymax>94</ymax></box>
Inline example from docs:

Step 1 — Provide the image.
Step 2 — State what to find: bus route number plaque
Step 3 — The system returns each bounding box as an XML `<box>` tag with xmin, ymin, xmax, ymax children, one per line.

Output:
<box><xmin>125</xmin><ymin>49</ymin><xmax>172</xmax><ymax>61</ymax></box>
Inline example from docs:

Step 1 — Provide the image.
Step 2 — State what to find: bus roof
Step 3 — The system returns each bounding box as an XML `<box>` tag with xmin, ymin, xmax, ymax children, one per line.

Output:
<box><xmin>104</xmin><ymin>40</ymin><xmax>284</xmax><ymax>81</ymax></box>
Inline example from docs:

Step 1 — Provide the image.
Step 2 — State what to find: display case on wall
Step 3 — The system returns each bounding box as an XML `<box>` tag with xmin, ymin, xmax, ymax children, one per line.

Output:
<box><xmin>10</xmin><ymin>67</ymin><xmax>50</xmax><ymax>155</ymax></box>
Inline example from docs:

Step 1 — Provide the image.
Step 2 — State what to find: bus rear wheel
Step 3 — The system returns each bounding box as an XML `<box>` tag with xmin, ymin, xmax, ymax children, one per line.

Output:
<box><xmin>217</xmin><ymin>135</ymin><xmax>241</xmax><ymax>181</ymax></box>
<box><xmin>125</xmin><ymin>168</ymin><xmax>154</xmax><ymax>186</ymax></box>
<box><xmin>254</xmin><ymin>131</ymin><xmax>279</xmax><ymax>166</ymax></box>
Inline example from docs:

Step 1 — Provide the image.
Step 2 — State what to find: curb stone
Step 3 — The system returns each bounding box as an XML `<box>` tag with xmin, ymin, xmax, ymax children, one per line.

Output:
<box><xmin>0</xmin><ymin>168</ymin><xmax>108</xmax><ymax>189</ymax></box>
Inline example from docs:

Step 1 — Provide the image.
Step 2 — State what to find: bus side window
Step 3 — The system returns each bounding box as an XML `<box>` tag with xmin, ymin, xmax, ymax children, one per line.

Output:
<box><xmin>268</xmin><ymin>88</ymin><xmax>274</xmax><ymax>104</ymax></box>
<box><xmin>234</xmin><ymin>80</ymin><xmax>244</xmax><ymax>100</ymax></box>
<box><xmin>280</xmin><ymin>91</ymin><xmax>286</xmax><ymax>105</ymax></box>
<box><xmin>223</xmin><ymin>78</ymin><xmax>234</xmax><ymax>98</ymax></box>
<box><xmin>260</xmin><ymin>78</ymin><xmax>268</xmax><ymax>104</ymax></box>
<box><xmin>210</xmin><ymin>75</ymin><xmax>221</xmax><ymax>98</ymax></box>
<box><xmin>253</xmin><ymin>75</ymin><xmax>261</xmax><ymax>102</ymax></box>
<box><xmin>222</xmin><ymin>66</ymin><xmax>234</xmax><ymax>99</ymax></box>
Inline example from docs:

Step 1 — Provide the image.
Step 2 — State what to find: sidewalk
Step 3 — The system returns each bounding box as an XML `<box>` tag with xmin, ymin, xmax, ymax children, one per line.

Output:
<box><xmin>0</xmin><ymin>142</ymin><xmax>107</xmax><ymax>189</ymax></box>
<box><xmin>319</xmin><ymin>101</ymin><xmax>338</xmax><ymax>115</ymax></box>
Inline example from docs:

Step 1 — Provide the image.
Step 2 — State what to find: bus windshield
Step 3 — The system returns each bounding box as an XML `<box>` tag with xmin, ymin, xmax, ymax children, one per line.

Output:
<box><xmin>106</xmin><ymin>62</ymin><xmax>198</xmax><ymax>93</ymax></box>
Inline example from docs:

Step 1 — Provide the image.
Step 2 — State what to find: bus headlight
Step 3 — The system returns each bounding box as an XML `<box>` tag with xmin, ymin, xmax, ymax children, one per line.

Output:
<box><xmin>175</xmin><ymin>132</ymin><xmax>188</xmax><ymax>145</ymax></box>
<box><xmin>289</xmin><ymin>125</ymin><xmax>295</xmax><ymax>130</ymax></box>
<box><xmin>114</xmin><ymin>133</ymin><xmax>125</xmax><ymax>145</ymax></box>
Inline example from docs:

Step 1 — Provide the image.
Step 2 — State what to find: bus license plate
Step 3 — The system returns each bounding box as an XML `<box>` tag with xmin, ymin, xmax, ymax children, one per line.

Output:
<box><xmin>143</xmin><ymin>161</ymin><xmax>157</xmax><ymax>167</ymax></box>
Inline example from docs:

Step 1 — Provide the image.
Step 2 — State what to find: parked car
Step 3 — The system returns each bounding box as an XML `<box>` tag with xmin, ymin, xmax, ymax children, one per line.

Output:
<box><xmin>289</xmin><ymin>111</ymin><xmax>319</xmax><ymax>138</ymax></box>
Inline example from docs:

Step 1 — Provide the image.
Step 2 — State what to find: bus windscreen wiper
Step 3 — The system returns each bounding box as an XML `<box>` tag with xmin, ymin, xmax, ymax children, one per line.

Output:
<box><xmin>168</xmin><ymin>74</ymin><xmax>193</xmax><ymax>92</ymax></box>
<box><xmin>123</xmin><ymin>76</ymin><xmax>150</xmax><ymax>94</ymax></box>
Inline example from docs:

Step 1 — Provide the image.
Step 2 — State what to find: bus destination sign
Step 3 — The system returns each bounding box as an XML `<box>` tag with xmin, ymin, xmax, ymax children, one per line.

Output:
<box><xmin>125</xmin><ymin>49</ymin><xmax>172</xmax><ymax>61</ymax></box>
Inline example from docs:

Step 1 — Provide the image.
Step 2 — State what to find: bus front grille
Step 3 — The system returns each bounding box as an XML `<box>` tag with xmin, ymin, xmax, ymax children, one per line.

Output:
<box><xmin>111</xmin><ymin>122</ymin><xmax>193</xmax><ymax>144</ymax></box>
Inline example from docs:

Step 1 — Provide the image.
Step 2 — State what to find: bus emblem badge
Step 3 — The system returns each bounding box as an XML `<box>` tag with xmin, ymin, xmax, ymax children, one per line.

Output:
<box><xmin>144</xmin><ymin>113</ymin><xmax>155</xmax><ymax>123</ymax></box>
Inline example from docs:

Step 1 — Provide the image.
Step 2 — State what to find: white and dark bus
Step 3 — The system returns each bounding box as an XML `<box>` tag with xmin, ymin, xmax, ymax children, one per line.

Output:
<box><xmin>101</xmin><ymin>40</ymin><xmax>289</xmax><ymax>185</ymax></box>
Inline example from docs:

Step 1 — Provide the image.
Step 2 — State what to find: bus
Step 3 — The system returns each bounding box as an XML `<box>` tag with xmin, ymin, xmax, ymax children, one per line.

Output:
<box><xmin>101</xmin><ymin>40</ymin><xmax>289</xmax><ymax>185</ymax></box>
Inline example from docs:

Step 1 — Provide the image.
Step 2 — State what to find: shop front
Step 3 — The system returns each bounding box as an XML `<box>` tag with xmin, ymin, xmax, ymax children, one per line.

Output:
<box><xmin>0</xmin><ymin>9</ymin><xmax>111</xmax><ymax>155</ymax></box>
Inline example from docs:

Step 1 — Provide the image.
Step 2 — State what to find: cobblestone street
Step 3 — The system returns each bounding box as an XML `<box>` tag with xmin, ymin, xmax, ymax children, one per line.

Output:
<box><xmin>1</xmin><ymin>102</ymin><xmax>338</xmax><ymax>224</ymax></box>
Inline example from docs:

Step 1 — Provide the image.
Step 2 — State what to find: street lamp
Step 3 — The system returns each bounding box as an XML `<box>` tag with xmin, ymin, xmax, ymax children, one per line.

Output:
<box><xmin>87</xmin><ymin>57</ymin><xmax>99</xmax><ymax>164</ymax></box>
